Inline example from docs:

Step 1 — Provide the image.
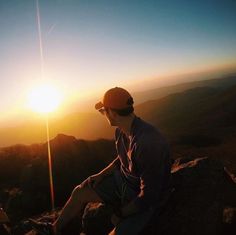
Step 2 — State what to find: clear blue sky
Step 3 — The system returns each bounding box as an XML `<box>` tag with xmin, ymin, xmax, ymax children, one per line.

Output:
<box><xmin>0</xmin><ymin>0</ymin><xmax>236</xmax><ymax>124</ymax></box>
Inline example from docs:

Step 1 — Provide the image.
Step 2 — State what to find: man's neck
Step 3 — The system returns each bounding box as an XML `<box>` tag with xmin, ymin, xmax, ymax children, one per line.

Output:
<box><xmin>118</xmin><ymin>113</ymin><xmax>135</xmax><ymax>137</ymax></box>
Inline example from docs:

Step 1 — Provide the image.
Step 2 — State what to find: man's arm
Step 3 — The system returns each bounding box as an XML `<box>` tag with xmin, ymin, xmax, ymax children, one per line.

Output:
<box><xmin>88</xmin><ymin>157</ymin><xmax>120</xmax><ymax>187</ymax></box>
<box><xmin>98</xmin><ymin>157</ymin><xmax>120</xmax><ymax>176</ymax></box>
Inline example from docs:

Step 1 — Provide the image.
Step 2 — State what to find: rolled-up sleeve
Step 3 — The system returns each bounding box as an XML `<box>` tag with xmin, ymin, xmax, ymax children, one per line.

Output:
<box><xmin>133</xmin><ymin>139</ymin><xmax>170</xmax><ymax>211</ymax></box>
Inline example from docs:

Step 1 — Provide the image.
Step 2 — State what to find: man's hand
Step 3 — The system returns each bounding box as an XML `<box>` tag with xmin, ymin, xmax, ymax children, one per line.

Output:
<box><xmin>87</xmin><ymin>173</ymin><xmax>104</xmax><ymax>188</ymax></box>
<box><xmin>111</xmin><ymin>213</ymin><xmax>122</xmax><ymax>226</ymax></box>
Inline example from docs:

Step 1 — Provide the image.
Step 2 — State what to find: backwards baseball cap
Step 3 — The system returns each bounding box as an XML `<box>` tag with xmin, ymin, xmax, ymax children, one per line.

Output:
<box><xmin>95</xmin><ymin>87</ymin><xmax>134</xmax><ymax>110</ymax></box>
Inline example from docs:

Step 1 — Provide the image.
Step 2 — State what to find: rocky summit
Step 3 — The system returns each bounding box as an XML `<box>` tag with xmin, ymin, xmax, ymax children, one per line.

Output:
<box><xmin>8</xmin><ymin>157</ymin><xmax>236</xmax><ymax>235</ymax></box>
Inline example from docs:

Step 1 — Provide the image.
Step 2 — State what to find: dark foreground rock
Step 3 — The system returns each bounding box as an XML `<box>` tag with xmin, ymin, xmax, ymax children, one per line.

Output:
<box><xmin>12</xmin><ymin>157</ymin><xmax>236</xmax><ymax>235</ymax></box>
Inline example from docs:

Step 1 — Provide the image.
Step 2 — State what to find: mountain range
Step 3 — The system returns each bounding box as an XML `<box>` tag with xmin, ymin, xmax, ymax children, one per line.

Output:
<box><xmin>0</xmin><ymin>74</ymin><xmax>236</xmax><ymax>148</ymax></box>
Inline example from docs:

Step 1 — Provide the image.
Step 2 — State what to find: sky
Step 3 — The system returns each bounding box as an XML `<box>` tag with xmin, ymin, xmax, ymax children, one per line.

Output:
<box><xmin>0</xmin><ymin>0</ymin><xmax>236</xmax><ymax>125</ymax></box>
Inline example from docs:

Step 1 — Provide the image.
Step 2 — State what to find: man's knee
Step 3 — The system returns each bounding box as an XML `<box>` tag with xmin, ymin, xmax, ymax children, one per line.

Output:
<box><xmin>71</xmin><ymin>184</ymin><xmax>101</xmax><ymax>203</ymax></box>
<box><xmin>71</xmin><ymin>185</ymin><xmax>86</xmax><ymax>202</ymax></box>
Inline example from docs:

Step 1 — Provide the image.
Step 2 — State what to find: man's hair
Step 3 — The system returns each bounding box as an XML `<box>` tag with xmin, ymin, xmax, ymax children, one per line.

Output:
<box><xmin>110</xmin><ymin>106</ymin><xmax>134</xmax><ymax>116</ymax></box>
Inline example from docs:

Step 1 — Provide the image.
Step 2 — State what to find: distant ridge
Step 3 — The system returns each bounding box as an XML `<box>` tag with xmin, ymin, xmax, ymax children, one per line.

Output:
<box><xmin>133</xmin><ymin>74</ymin><xmax>236</xmax><ymax>104</ymax></box>
<box><xmin>0</xmin><ymin>75</ymin><xmax>236</xmax><ymax>147</ymax></box>
<box><xmin>135</xmin><ymin>85</ymin><xmax>236</xmax><ymax>139</ymax></box>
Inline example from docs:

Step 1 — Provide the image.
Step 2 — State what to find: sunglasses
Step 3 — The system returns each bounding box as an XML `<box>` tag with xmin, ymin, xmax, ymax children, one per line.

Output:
<box><xmin>98</xmin><ymin>107</ymin><xmax>108</xmax><ymax>115</ymax></box>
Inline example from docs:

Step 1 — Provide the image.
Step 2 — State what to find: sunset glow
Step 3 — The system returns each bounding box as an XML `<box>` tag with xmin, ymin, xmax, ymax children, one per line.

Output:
<box><xmin>28</xmin><ymin>84</ymin><xmax>62</xmax><ymax>113</ymax></box>
<box><xmin>0</xmin><ymin>0</ymin><xmax>235</xmax><ymax>126</ymax></box>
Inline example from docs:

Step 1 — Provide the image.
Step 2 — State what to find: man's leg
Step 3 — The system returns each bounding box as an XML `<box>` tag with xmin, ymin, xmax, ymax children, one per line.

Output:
<box><xmin>53</xmin><ymin>184</ymin><xmax>104</xmax><ymax>234</ymax></box>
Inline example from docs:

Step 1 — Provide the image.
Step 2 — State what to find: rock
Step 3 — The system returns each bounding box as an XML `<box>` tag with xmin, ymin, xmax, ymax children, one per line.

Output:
<box><xmin>223</xmin><ymin>207</ymin><xmax>236</xmax><ymax>234</ymax></box>
<box><xmin>81</xmin><ymin>157</ymin><xmax>236</xmax><ymax>235</ymax></box>
<box><xmin>82</xmin><ymin>203</ymin><xmax>113</xmax><ymax>235</ymax></box>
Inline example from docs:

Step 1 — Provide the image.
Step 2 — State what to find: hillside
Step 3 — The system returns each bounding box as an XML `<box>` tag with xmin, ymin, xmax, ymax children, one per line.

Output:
<box><xmin>0</xmin><ymin>135</ymin><xmax>116</xmax><ymax>222</ymax></box>
<box><xmin>136</xmin><ymin>85</ymin><xmax>236</xmax><ymax>137</ymax></box>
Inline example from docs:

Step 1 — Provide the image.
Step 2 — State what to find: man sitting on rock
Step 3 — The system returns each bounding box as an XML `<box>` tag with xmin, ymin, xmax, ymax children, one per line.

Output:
<box><xmin>31</xmin><ymin>87</ymin><xmax>172</xmax><ymax>235</ymax></box>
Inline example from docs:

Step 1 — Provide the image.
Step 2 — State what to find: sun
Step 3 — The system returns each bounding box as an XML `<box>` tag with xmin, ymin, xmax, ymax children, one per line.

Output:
<box><xmin>28</xmin><ymin>83</ymin><xmax>62</xmax><ymax>113</ymax></box>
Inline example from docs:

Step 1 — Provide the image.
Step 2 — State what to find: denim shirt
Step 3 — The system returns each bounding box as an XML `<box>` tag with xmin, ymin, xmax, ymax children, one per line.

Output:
<box><xmin>115</xmin><ymin>116</ymin><xmax>172</xmax><ymax>211</ymax></box>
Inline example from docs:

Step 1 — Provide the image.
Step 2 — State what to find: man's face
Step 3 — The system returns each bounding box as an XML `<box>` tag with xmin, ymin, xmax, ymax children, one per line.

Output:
<box><xmin>99</xmin><ymin>107</ymin><xmax>117</xmax><ymax>126</ymax></box>
<box><xmin>105</xmin><ymin>108</ymin><xmax>118</xmax><ymax>126</ymax></box>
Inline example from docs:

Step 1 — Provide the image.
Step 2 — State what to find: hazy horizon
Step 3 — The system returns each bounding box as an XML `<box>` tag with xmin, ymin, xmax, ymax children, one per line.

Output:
<box><xmin>1</xmin><ymin>65</ymin><xmax>236</xmax><ymax>129</ymax></box>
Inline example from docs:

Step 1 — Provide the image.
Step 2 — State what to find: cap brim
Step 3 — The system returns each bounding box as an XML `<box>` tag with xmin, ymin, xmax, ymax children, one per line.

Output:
<box><xmin>95</xmin><ymin>101</ymin><xmax>104</xmax><ymax>110</ymax></box>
